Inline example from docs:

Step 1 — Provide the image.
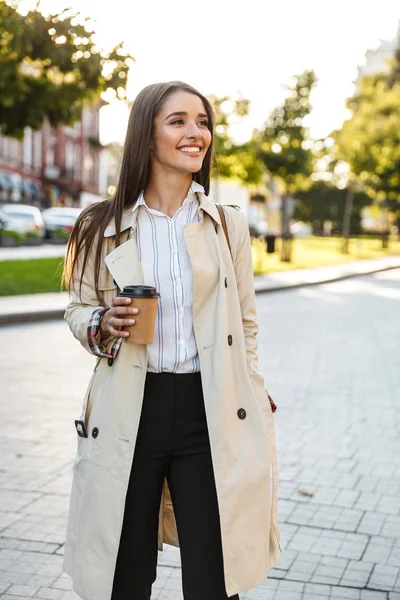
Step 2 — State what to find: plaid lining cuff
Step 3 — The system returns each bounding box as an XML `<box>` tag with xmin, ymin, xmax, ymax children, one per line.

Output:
<box><xmin>87</xmin><ymin>308</ymin><xmax>122</xmax><ymax>359</ymax></box>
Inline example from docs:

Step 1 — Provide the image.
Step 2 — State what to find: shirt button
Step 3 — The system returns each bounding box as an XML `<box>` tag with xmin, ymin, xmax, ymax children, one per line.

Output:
<box><xmin>228</xmin><ymin>335</ymin><xmax>233</xmax><ymax>346</ymax></box>
<box><xmin>179</xmin><ymin>340</ymin><xmax>184</xmax><ymax>345</ymax></box>
<box><xmin>92</xmin><ymin>427</ymin><xmax>99</xmax><ymax>438</ymax></box>
<box><xmin>237</xmin><ymin>409</ymin><xmax>247</xmax><ymax>420</ymax></box>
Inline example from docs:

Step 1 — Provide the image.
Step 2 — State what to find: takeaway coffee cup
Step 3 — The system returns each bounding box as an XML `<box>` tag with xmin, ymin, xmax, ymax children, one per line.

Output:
<box><xmin>119</xmin><ymin>285</ymin><xmax>160</xmax><ymax>345</ymax></box>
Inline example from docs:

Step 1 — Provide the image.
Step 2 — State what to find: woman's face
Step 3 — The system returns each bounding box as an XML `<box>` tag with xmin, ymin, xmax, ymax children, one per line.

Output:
<box><xmin>152</xmin><ymin>91</ymin><xmax>212</xmax><ymax>176</ymax></box>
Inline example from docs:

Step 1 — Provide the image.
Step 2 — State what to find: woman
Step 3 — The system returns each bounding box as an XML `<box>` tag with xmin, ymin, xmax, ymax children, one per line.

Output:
<box><xmin>62</xmin><ymin>81</ymin><xmax>281</xmax><ymax>600</ymax></box>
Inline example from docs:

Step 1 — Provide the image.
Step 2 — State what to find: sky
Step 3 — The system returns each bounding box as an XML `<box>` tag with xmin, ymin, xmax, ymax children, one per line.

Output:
<box><xmin>20</xmin><ymin>0</ymin><xmax>400</xmax><ymax>144</ymax></box>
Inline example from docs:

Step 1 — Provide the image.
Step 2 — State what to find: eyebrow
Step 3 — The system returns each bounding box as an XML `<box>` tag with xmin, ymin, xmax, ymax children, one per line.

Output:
<box><xmin>165</xmin><ymin>111</ymin><xmax>208</xmax><ymax>120</ymax></box>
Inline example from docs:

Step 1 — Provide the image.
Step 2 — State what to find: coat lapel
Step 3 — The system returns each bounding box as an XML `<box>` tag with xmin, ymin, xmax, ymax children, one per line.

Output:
<box><xmin>103</xmin><ymin>192</ymin><xmax>218</xmax><ymax>292</ymax></box>
<box><xmin>104</xmin><ymin>209</ymin><xmax>143</xmax><ymax>290</ymax></box>
<box><xmin>104</xmin><ymin>238</ymin><xmax>144</xmax><ymax>290</ymax></box>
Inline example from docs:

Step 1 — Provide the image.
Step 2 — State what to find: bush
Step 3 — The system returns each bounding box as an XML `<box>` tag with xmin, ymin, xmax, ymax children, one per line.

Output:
<box><xmin>0</xmin><ymin>229</ymin><xmax>24</xmax><ymax>247</ymax></box>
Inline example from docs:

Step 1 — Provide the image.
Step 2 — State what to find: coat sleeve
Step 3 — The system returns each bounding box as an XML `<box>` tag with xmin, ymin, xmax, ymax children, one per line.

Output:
<box><xmin>64</xmin><ymin>237</ymin><xmax>115</xmax><ymax>356</ymax></box>
<box><xmin>225</xmin><ymin>207</ymin><xmax>275</xmax><ymax>405</ymax></box>
<box><xmin>226</xmin><ymin>207</ymin><xmax>260</xmax><ymax>366</ymax></box>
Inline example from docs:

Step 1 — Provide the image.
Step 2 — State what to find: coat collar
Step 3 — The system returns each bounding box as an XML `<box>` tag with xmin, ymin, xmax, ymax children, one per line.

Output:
<box><xmin>103</xmin><ymin>192</ymin><xmax>221</xmax><ymax>238</ymax></box>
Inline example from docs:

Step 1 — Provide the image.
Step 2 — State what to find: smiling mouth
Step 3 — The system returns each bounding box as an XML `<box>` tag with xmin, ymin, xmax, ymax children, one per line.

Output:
<box><xmin>178</xmin><ymin>146</ymin><xmax>202</xmax><ymax>155</ymax></box>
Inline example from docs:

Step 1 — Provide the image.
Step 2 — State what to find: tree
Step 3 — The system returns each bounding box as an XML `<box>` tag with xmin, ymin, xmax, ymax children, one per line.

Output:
<box><xmin>255</xmin><ymin>70</ymin><xmax>317</xmax><ymax>260</ymax></box>
<box><xmin>294</xmin><ymin>181</ymin><xmax>370</xmax><ymax>236</ymax></box>
<box><xmin>0</xmin><ymin>1</ymin><xmax>134</xmax><ymax>138</ymax></box>
<box><xmin>334</xmin><ymin>40</ymin><xmax>400</xmax><ymax>247</ymax></box>
<box><xmin>209</xmin><ymin>95</ymin><xmax>265</xmax><ymax>190</ymax></box>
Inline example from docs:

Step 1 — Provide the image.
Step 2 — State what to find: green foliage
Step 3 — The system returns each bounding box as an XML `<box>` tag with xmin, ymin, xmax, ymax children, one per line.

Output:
<box><xmin>0</xmin><ymin>2</ymin><xmax>134</xmax><ymax>138</ymax></box>
<box><xmin>255</xmin><ymin>70</ymin><xmax>317</xmax><ymax>193</ymax></box>
<box><xmin>210</xmin><ymin>95</ymin><xmax>265</xmax><ymax>185</ymax></box>
<box><xmin>294</xmin><ymin>181</ymin><xmax>371</xmax><ymax>235</ymax></box>
<box><xmin>0</xmin><ymin>229</ymin><xmax>24</xmax><ymax>244</ymax></box>
<box><xmin>335</xmin><ymin>48</ymin><xmax>400</xmax><ymax>208</ymax></box>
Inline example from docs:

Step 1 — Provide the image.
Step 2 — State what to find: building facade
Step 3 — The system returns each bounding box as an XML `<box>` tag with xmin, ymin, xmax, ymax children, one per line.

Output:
<box><xmin>357</xmin><ymin>24</ymin><xmax>399</xmax><ymax>79</ymax></box>
<box><xmin>0</xmin><ymin>103</ymin><xmax>105</xmax><ymax>209</ymax></box>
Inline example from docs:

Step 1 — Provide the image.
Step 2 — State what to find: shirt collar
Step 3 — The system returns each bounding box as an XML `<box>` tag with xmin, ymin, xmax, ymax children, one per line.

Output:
<box><xmin>132</xmin><ymin>180</ymin><xmax>205</xmax><ymax>214</ymax></box>
<box><xmin>103</xmin><ymin>182</ymin><xmax>222</xmax><ymax>238</ymax></box>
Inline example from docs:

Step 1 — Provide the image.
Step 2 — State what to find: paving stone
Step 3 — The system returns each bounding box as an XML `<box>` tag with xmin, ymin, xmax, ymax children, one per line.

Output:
<box><xmin>360</xmin><ymin>591</ymin><xmax>388</xmax><ymax>599</ymax></box>
<box><xmin>376</xmin><ymin>497</ymin><xmax>400</xmax><ymax>516</ymax></box>
<box><xmin>58</xmin><ymin>593</ymin><xmax>79</xmax><ymax>600</ymax></box>
<box><xmin>286</xmin><ymin>570</ymin><xmax>313</xmax><ymax>582</ymax></box>
<box><xmin>303</xmin><ymin>583</ymin><xmax>332</xmax><ymax>596</ymax></box>
<box><xmin>34</xmin><ymin>588</ymin><xmax>65</xmax><ymax>599</ymax></box>
<box><xmin>340</xmin><ymin>561</ymin><xmax>375</xmax><ymax>588</ymax></box>
<box><xmin>1</xmin><ymin>596</ymin><xmax>33</xmax><ymax>600</ymax></box>
<box><xmin>368</xmin><ymin>564</ymin><xmax>399</xmax><ymax>591</ymax></box>
<box><xmin>363</xmin><ymin>537</ymin><xmax>395</xmax><ymax>564</ymax></box>
<box><xmin>331</xmin><ymin>587</ymin><xmax>360</xmax><ymax>599</ymax></box>
<box><xmin>335</xmin><ymin>490</ymin><xmax>360</xmax><ymax>508</ymax></box>
<box><xmin>243</xmin><ymin>588</ymin><xmax>276</xmax><ymax>600</ymax></box>
<box><xmin>290</xmin><ymin>560</ymin><xmax>317</xmax><ymax>574</ymax></box>
<box><xmin>278</xmin><ymin>580</ymin><xmax>305</xmax><ymax>593</ymax></box>
<box><xmin>355</xmin><ymin>492</ymin><xmax>380</xmax><ymax>511</ymax></box>
<box><xmin>312</xmin><ymin>563</ymin><xmax>346</xmax><ymax>582</ymax></box>
<box><xmin>162</xmin><ymin>577</ymin><xmax>182</xmax><ymax>592</ymax></box>
<box><xmin>357</xmin><ymin>513</ymin><xmax>386</xmax><ymax>535</ymax></box>
<box><xmin>4</xmin><ymin>584</ymin><xmax>40</xmax><ymax>597</ymax></box>
<box><xmin>382</xmin><ymin>518</ymin><xmax>400</xmax><ymax>539</ymax></box>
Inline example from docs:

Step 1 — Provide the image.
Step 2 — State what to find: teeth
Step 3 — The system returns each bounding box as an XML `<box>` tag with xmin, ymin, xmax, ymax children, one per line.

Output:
<box><xmin>179</xmin><ymin>147</ymin><xmax>200</xmax><ymax>152</ymax></box>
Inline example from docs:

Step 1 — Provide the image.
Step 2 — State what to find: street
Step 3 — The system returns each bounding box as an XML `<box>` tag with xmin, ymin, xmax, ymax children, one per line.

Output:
<box><xmin>1</xmin><ymin>270</ymin><xmax>400</xmax><ymax>600</ymax></box>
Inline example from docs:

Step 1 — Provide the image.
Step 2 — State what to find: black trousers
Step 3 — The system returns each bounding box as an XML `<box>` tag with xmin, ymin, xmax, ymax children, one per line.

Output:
<box><xmin>111</xmin><ymin>372</ymin><xmax>239</xmax><ymax>600</ymax></box>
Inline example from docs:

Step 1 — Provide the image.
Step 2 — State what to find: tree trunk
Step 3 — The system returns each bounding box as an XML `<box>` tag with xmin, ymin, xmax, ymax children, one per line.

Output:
<box><xmin>280</xmin><ymin>194</ymin><xmax>292</xmax><ymax>262</ymax></box>
<box><xmin>341</xmin><ymin>184</ymin><xmax>354</xmax><ymax>254</ymax></box>
<box><xmin>380</xmin><ymin>207</ymin><xmax>390</xmax><ymax>249</ymax></box>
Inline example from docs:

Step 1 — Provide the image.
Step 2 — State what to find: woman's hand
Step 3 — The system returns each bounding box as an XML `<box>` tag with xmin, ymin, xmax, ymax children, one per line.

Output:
<box><xmin>100</xmin><ymin>297</ymin><xmax>138</xmax><ymax>339</ymax></box>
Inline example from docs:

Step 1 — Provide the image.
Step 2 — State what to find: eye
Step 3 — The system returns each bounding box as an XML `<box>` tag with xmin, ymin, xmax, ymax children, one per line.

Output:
<box><xmin>171</xmin><ymin>119</ymin><xmax>184</xmax><ymax>125</ymax></box>
<box><xmin>198</xmin><ymin>119</ymin><xmax>209</xmax><ymax>127</ymax></box>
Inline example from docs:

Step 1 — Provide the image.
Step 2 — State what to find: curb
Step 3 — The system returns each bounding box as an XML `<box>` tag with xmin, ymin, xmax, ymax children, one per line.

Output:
<box><xmin>254</xmin><ymin>262</ymin><xmax>400</xmax><ymax>294</ymax></box>
<box><xmin>1</xmin><ymin>262</ymin><xmax>399</xmax><ymax>327</ymax></box>
<box><xmin>0</xmin><ymin>308</ymin><xmax>66</xmax><ymax>326</ymax></box>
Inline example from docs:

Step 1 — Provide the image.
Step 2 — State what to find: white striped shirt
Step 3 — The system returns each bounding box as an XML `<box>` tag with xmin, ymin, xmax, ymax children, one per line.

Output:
<box><xmin>133</xmin><ymin>181</ymin><xmax>204</xmax><ymax>373</ymax></box>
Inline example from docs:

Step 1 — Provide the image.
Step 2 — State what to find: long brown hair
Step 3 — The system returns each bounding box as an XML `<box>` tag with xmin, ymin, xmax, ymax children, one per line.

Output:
<box><xmin>63</xmin><ymin>81</ymin><xmax>215</xmax><ymax>303</ymax></box>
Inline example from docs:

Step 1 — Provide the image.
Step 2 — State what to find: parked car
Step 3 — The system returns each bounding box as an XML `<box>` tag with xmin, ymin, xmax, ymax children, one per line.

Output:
<box><xmin>41</xmin><ymin>207</ymin><xmax>82</xmax><ymax>242</ymax></box>
<box><xmin>0</xmin><ymin>203</ymin><xmax>45</xmax><ymax>245</ymax></box>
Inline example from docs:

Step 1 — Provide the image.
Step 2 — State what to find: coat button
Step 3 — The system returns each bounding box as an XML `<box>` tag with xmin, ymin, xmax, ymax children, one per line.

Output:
<box><xmin>92</xmin><ymin>427</ymin><xmax>99</xmax><ymax>438</ymax></box>
<box><xmin>225</xmin><ymin>277</ymin><xmax>228</xmax><ymax>288</ymax></box>
<box><xmin>237</xmin><ymin>408</ymin><xmax>247</xmax><ymax>420</ymax></box>
<box><xmin>228</xmin><ymin>335</ymin><xmax>233</xmax><ymax>345</ymax></box>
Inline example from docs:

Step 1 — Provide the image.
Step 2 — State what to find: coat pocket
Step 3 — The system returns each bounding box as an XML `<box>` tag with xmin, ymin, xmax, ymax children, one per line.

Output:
<box><xmin>75</xmin><ymin>358</ymin><xmax>101</xmax><ymax>438</ymax></box>
<box><xmin>246</xmin><ymin>357</ymin><xmax>274</xmax><ymax>415</ymax></box>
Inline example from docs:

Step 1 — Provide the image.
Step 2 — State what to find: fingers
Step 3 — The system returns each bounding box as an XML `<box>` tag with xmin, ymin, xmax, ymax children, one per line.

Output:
<box><xmin>107</xmin><ymin>325</ymin><xmax>129</xmax><ymax>338</ymax></box>
<box><xmin>112</xmin><ymin>297</ymin><xmax>134</xmax><ymax>307</ymax></box>
<box><xmin>110</xmin><ymin>305</ymin><xmax>138</xmax><ymax>316</ymax></box>
<box><xmin>104</xmin><ymin>297</ymin><xmax>139</xmax><ymax>338</ymax></box>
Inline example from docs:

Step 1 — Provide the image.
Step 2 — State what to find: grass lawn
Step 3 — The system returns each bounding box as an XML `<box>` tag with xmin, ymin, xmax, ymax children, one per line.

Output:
<box><xmin>0</xmin><ymin>236</ymin><xmax>399</xmax><ymax>296</ymax></box>
<box><xmin>0</xmin><ymin>257</ymin><xmax>65</xmax><ymax>296</ymax></box>
<box><xmin>252</xmin><ymin>235</ymin><xmax>400</xmax><ymax>274</ymax></box>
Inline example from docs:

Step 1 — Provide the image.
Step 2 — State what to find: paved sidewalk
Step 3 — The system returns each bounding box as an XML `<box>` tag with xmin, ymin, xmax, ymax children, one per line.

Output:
<box><xmin>1</xmin><ymin>270</ymin><xmax>400</xmax><ymax>599</ymax></box>
<box><xmin>0</xmin><ymin>244</ymin><xmax>67</xmax><ymax>262</ymax></box>
<box><xmin>1</xmin><ymin>255</ymin><xmax>400</xmax><ymax>326</ymax></box>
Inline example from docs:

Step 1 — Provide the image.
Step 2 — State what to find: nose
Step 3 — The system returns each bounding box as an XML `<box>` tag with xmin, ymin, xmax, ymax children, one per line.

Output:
<box><xmin>185</xmin><ymin>121</ymin><xmax>202</xmax><ymax>139</ymax></box>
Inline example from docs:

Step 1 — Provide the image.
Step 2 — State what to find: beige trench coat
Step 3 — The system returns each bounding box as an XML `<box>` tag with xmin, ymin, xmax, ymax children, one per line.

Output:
<box><xmin>62</xmin><ymin>193</ymin><xmax>281</xmax><ymax>600</ymax></box>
